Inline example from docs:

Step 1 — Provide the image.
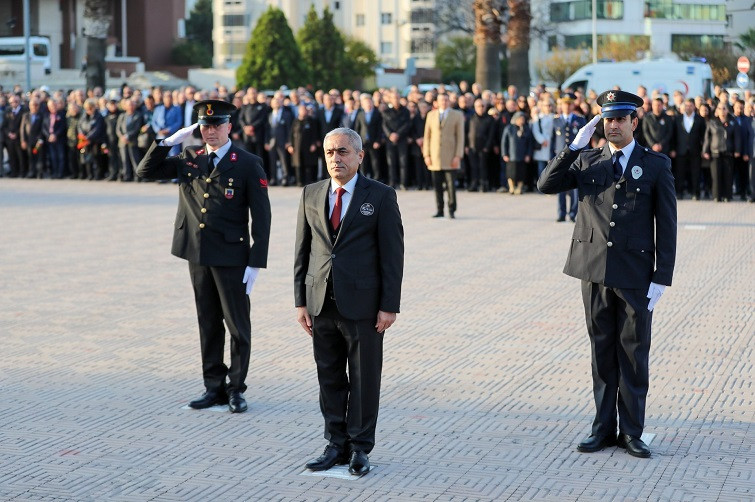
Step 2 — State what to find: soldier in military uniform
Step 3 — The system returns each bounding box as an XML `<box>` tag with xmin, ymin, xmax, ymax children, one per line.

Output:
<box><xmin>538</xmin><ymin>90</ymin><xmax>677</xmax><ymax>458</ymax></box>
<box><xmin>137</xmin><ymin>100</ymin><xmax>272</xmax><ymax>414</ymax></box>
<box><xmin>551</xmin><ymin>94</ymin><xmax>586</xmax><ymax>221</ymax></box>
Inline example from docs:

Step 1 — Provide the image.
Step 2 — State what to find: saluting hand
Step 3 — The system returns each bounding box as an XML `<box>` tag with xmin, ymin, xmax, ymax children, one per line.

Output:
<box><xmin>570</xmin><ymin>114</ymin><xmax>601</xmax><ymax>150</ymax></box>
<box><xmin>162</xmin><ymin>123</ymin><xmax>198</xmax><ymax>147</ymax></box>
<box><xmin>375</xmin><ymin>311</ymin><xmax>396</xmax><ymax>333</ymax></box>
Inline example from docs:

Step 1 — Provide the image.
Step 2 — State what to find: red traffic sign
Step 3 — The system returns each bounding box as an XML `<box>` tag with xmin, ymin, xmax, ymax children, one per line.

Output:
<box><xmin>737</xmin><ymin>56</ymin><xmax>750</xmax><ymax>74</ymax></box>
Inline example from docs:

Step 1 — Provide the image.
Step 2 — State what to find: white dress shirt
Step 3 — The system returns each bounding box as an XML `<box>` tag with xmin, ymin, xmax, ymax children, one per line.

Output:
<box><xmin>328</xmin><ymin>173</ymin><xmax>359</xmax><ymax>222</ymax></box>
<box><xmin>609</xmin><ymin>139</ymin><xmax>636</xmax><ymax>176</ymax></box>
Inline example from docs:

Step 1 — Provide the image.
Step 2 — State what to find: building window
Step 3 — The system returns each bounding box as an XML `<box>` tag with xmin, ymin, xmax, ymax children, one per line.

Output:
<box><xmin>562</xmin><ymin>34</ymin><xmax>650</xmax><ymax>50</ymax></box>
<box><xmin>550</xmin><ymin>1</ymin><xmax>624</xmax><ymax>22</ymax></box>
<box><xmin>381</xmin><ymin>41</ymin><xmax>392</xmax><ymax>54</ymax></box>
<box><xmin>381</xmin><ymin>12</ymin><xmax>392</xmax><ymax>25</ymax></box>
<box><xmin>410</xmin><ymin>38</ymin><xmax>434</xmax><ymax>54</ymax></box>
<box><xmin>222</xmin><ymin>14</ymin><xmax>247</xmax><ymax>27</ymax></box>
<box><xmin>410</xmin><ymin>8</ymin><xmax>434</xmax><ymax>24</ymax></box>
<box><xmin>645</xmin><ymin>2</ymin><xmax>726</xmax><ymax>21</ymax></box>
<box><xmin>671</xmin><ymin>34</ymin><xmax>725</xmax><ymax>52</ymax></box>
<box><xmin>334</xmin><ymin>1</ymin><xmax>340</xmax><ymax>9</ymax></box>
<box><xmin>356</xmin><ymin>14</ymin><xmax>365</xmax><ymax>26</ymax></box>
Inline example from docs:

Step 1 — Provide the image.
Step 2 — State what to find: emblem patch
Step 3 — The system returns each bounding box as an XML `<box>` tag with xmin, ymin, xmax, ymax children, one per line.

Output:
<box><xmin>360</xmin><ymin>203</ymin><xmax>375</xmax><ymax>216</ymax></box>
<box><xmin>259</xmin><ymin>178</ymin><xmax>268</xmax><ymax>188</ymax></box>
<box><xmin>631</xmin><ymin>166</ymin><xmax>643</xmax><ymax>179</ymax></box>
<box><xmin>230</xmin><ymin>152</ymin><xmax>238</xmax><ymax>162</ymax></box>
<box><xmin>225</xmin><ymin>188</ymin><xmax>234</xmax><ymax>199</ymax></box>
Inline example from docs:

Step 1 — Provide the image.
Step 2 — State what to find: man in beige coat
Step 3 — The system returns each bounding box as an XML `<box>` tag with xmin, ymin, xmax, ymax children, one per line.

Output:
<box><xmin>423</xmin><ymin>93</ymin><xmax>465</xmax><ymax>218</ymax></box>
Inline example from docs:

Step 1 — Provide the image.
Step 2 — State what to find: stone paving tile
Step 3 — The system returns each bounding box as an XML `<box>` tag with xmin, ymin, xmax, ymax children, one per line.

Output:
<box><xmin>0</xmin><ymin>180</ymin><xmax>753</xmax><ymax>501</ymax></box>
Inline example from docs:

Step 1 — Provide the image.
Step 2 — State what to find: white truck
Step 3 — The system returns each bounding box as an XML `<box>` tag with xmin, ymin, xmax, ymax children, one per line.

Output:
<box><xmin>561</xmin><ymin>58</ymin><xmax>713</xmax><ymax>98</ymax></box>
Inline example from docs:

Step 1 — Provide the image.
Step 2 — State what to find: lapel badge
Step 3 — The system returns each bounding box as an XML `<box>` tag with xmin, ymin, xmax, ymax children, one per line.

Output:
<box><xmin>259</xmin><ymin>178</ymin><xmax>268</xmax><ymax>188</ymax></box>
<box><xmin>228</xmin><ymin>178</ymin><xmax>234</xmax><ymax>182</ymax></box>
<box><xmin>360</xmin><ymin>203</ymin><xmax>375</xmax><ymax>216</ymax></box>
<box><xmin>225</xmin><ymin>188</ymin><xmax>234</xmax><ymax>199</ymax></box>
<box><xmin>631</xmin><ymin>166</ymin><xmax>643</xmax><ymax>179</ymax></box>
<box><xmin>230</xmin><ymin>152</ymin><xmax>238</xmax><ymax>162</ymax></box>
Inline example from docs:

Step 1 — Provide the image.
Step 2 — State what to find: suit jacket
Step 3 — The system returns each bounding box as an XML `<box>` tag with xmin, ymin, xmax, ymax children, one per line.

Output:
<box><xmin>341</xmin><ymin>109</ymin><xmax>360</xmax><ymax>130</ymax></box>
<box><xmin>294</xmin><ymin>175</ymin><xmax>404</xmax><ymax>320</ymax></box>
<box><xmin>671</xmin><ymin>113</ymin><xmax>705</xmax><ymax>156</ymax></box>
<box><xmin>238</xmin><ymin>102</ymin><xmax>269</xmax><ymax>142</ymax></box>
<box><xmin>642</xmin><ymin>113</ymin><xmax>673</xmax><ymax>154</ymax></box>
<box><xmin>288</xmin><ymin>116</ymin><xmax>320</xmax><ymax>168</ymax></box>
<box><xmin>422</xmin><ymin>108</ymin><xmax>465</xmax><ymax>171</ymax></box>
<box><xmin>538</xmin><ymin>143</ymin><xmax>677</xmax><ymax>289</ymax></box>
<box><xmin>42</xmin><ymin>110</ymin><xmax>67</xmax><ymax>143</ymax></box>
<box><xmin>316</xmin><ymin>106</ymin><xmax>344</xmax><ymax>140</ymax></box>
<box><xmin>116</xmin><ymin>111</ymin><xmax>145</xmax><ymax>145</ymax></box>
<box><xmin>2</xmin><ymin>105</ymin><xmax>26</xmax><ymax>144</ymax></box>
<box><xmin>467</xmin><ymin>113</ymin><xmax>496</xmax><ymax>152</ymax></box>
<box><xmin>551</xmin><ymin>113</ymin><xmax>586</xmax><ymax>155</ymax></box>
<box><xmin>733</xmin><ymin>114</ymin><xmax>754</xmax><ymax>158</ymax></box>
<box><xmin>20</xmin><ymin>111</ymin><xmax>45</xmax><ymax>149</ymax></box>
<box><xmin>265</xmin><ymin>107</ymin><xmax>293</xmax><ymax>149</ymax></box>
<box><xmin>381</xmin><ymin>105</ymin><xmax>411</xmax><ymax>139</ymax></box>
<box><xmin>703</xmin><ymin>117</ymin><xmax>741</xmax><ymax>157</ymax></box>
<box><xmin>136</xmin><ymin>141</ymin><xmax>271</xmax><ymax>268</ymax></box>
<box><xmin>355</xmin><ymin>108</ymin><xmax>383</xmax><ymax>148</ymax></box>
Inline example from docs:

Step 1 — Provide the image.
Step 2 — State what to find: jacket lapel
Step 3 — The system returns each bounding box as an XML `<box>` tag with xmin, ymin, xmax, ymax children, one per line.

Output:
<box><xmin>315</xmin><ymin>180</ymin><xmax>332</xmax><ymax>236</ymax></box>
<box><xmin>336</xmin><ymin>176</ymin><xmax>370</xmax><ymax>240</ymax></box>
<box><xmin>599</xmin><ymin>144</ymin><xmax>613</xmax><ymax>181</ymax></box>
<box><xmin>210</xmin><ymin>146</ymin><xmax>236</xmax><ymax>178</ymax></box>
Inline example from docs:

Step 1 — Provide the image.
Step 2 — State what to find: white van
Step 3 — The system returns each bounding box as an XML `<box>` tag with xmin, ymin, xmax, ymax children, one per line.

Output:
<box><xmin>562</xmin><ymin>58</ymin><xmax>713</xmax><ymax>99</ymax></box>
<box><xmin>0</xmin><ymin>36</ymin><xmax>52</xmax><ymax>74</ymax></box>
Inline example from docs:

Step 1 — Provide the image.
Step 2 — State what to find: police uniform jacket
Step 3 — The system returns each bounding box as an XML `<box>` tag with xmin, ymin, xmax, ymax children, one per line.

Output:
<box><xmin>551</xmin><ymin>113</ymin><xmax>586</xmax><ymax>155</ymax></box>
<box><xmin>538</xmin><ymin>143</ymin><xmax>677</xmax><ymax>289</ymax></box>
<box><xmin>136</xmin><ymin>142</ymin><xmax>271</xmax><ymax>268</ymax></box>
<box><xmin>294</xmin><ymin>175</ymin><xmax>404</xmax><ymax>321</ymax></box>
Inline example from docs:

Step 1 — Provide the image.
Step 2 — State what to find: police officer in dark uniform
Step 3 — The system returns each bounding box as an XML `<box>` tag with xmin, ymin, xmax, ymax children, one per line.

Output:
<box><xmin>137</xmin><ymin>100</ymin><xmax>271</xmax><ymax>414</ymax></box>
<box><xmin>538</xmin><ymin>90</ymin><xmax>677</xmax><ymax>458</ymax></box>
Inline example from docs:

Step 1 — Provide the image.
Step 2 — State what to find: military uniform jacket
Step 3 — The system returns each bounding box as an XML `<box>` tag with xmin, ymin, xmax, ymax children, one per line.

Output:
<box><xmin>294</xmin><ymin>175</ymin><xmax>404</xmax><ymax>320</ymax></box>
<box><xmin>538</xmin><ymin>144</ymin><xmax>677</xmax><ymax>289</ymax></box>
<box><xmin>551</xmin><ymin>113</ymin><xmax>586</xmax><ymax>154</ymax></box>
<box><xmin>136</xmin><ymin>142</ymin><xmax>271</xmax><ymax>268</ymax></box>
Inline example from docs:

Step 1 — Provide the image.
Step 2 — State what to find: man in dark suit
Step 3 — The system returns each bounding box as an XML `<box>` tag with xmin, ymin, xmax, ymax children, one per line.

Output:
<box><xmin>642</xmin><ymin>98</ymin><xmax>673</xmax><ymax>157</ymax></box>
<box><xmin>295</xmin><ymin>127</ymin><xmax>404</xmax><ymax>476</ymax></box>
<box><xmin>538</xmin><ymin>90</ymin><xmax>677</xmax><ymax>459</ymax></box>
<box><xmin>42</xmin><ymin>98</ymin><xmax>68</xmax><ymax>179</ymax></box>
<box><xmin>354</xmin><ymin>94</ymin><xmax>384</xmax><ymax>182</ymax></box>
<box><xmin>3</xmin><ymin>94</ymin><xmax>27</xmax><ymax>177</ymax></box>
<box><xmin>238</xmin><ymin>90</ymin><xmax>270</xmax><ymax>177</ymax></box>
<box><xmin>20</xmin><ymin>98</ymin><xmax>46</xmax><ymax>178</ymax></box>
<box><xmin>137</xmin><ymin>100</ymin><xmax>272</xmax><ymax>414</ymax></box>
<box><xmin>732</xmin><ymin>99</ymin><xmax>753</xmax><ymax>200</ymax></box>
<box><xmin>382</xmin><ymin>91</ymin><xmax>411</xmax><ymax>188</ymax></box>
<box><xmin>670</xmin><ymin>98</ymin><xmax>705</xmax><ymax>199</ymax></box>
<box><xmin>116</xmin><ymin>97</ymin><xmax>145</xmax><ymax>182</ymax></box>
<box><xmin>551</xmin><ymin>94</ymin><xmax>586</xmax><ymax>221</ymax></box>
<box><xmin>265</xmin><ymin>96</ymin><xmax>293</xmax><ymax>185</ymax></box>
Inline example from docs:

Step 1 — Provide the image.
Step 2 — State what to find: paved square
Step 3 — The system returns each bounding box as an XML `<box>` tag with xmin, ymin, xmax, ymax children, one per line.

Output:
<box><xmin>0</xmin><ymin>179</ymin><xmax>752</xmax><ymax>501</ymax></box>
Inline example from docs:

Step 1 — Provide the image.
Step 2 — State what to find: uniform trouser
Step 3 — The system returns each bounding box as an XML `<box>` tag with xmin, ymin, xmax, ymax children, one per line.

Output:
<box><xmin>710</xmin><ymin>154</ymin><xmax>733</xmax><ymax>200</ymax></box>
<box><xmin>188</xmin><ymin>262</ymin><xmax>251</xmax><ymax>394</ymax></box>
<box><xmin>432</xmin><ymin>170</ymin><xmax>457</xmax><ymax>214</ymax></box>
<box><xmin>312</xmin><ymin>297</ymin><xmax>383</xmax><ymax>454</ymax></box>
<box><xmin>385</xmin><ymin>140</ymin><xmax>408</xmax><ymax>187</ymax></box>
<box><xmin>581</xmin><ymin>281</ymin><xmax>652</xmax><ymax>438</ymax></box>
<box><xmin>674</xmin><ymin>152</ymin><xmax>701</xmax><ymax>197</ymax></box>
<box><xmin>558</xmin><ymin>189</ymin><xmax>578</xmax><ymax>219</ymax></box>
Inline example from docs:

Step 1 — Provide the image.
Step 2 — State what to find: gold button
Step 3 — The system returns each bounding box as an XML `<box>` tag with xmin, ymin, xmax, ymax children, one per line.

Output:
<box><xmin>201</xmin><ymin>208</ymin><xmax>207</xmax><ymax>213</ymax></box>
<box><xmin>609</xmin><ymin>221</ymin><xmax>615</xmax><ymax>227</ymax></box>
<box><xmin>206</xmin><ymin>178</ymin><xmax>212</xmax><ymax>183</ymax></box>
<box><xmin>199</xmin><ymin>223</ymin><xmax>205</xmax><ymax>229</ymax></box>
<box><xmin>612</xmin><ymin>204</ymin><xmax>618</xmax><ymax>209</ymax></box>
<box><xmin>636</xmin><ymin>188</ymin><xmax>640</xmax><ymax>192</ymax></box>
<box><xmin>204</xmin><ymin>193</ymin><xmax>209</xmax><ymax>198</ymax></box>
<box><xmin>187</xmin><ymin>173</ymin><xmax>192</xmax><ymax>177</ymax></box>
<box><xmin>607</xmin><ymin>241</ymin><xmax>613</xmax><ymax>247</ymax></box>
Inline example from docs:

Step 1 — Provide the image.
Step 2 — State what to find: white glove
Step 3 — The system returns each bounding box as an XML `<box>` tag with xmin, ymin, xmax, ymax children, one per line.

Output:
<box><xmin>242</xmin><ymin>267</ymin><xmax>259</xmax><ymax>295</ymax></box>
<box><xmin>646</xmin><ymin>282</ymin><xmax>666</xmax><ymax>312</ymax></box>
<box><xmin>161</xmin><ymin>123</ymin><xmax>198</xmax><ymax>147</ymax></box>
<box><xmin>569</xmin><ymin>114</ymin><xmax>601</xmax><ymax>151</ymax></box>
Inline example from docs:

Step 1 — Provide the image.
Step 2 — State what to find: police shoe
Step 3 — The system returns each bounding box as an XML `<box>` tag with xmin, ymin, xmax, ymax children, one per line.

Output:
<box><xmin>227</xmin><ymin>390</ymin><xmax>248</xmax><ymax>413</ymax></box>
<box><xmin>348</xmin><ymin>450</ymin><xmax>370</xmax><ymax>476</ymax></box>
<box><xmin>306</xmin><ymin>444</ymin><xmax>350</xmax><ymax>471</ymax></box>
<box><xmin>188</xmin><ymin>390</ymin><xmax>228</xmax><ymax>409</ymax></box>
<box><xmin>617</xmin><ymin>433</ymin><xmax>651</xmax><ymax>458</ymax></box>
<box><xmin>577</xmin><ymin>433</ymin><xmax>617</xmax><ymax>453</ymax></box>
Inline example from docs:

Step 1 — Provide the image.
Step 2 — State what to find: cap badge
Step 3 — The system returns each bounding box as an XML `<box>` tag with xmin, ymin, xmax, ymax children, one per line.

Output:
<box><xmin>206</xmin><ymin>104</ymin><xmax>214</xmax><ymax>116</ymax></box>
<box><xmin>631</xmin><ymin>166</ymin><xmax>643</xmax><ymax>179</ymax></box>
<box><xmin>606</xmin><ymin>92</ymin><xmax>616</xmax><ymax>102</ymax></box>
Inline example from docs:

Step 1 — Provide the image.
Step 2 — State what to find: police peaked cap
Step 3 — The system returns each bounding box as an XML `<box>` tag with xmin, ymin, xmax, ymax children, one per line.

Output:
<box><xmin>596</xmin><ymin>90</ymin><xmax>643</xmax><ymax>118</ymax></box>
<box><xmin>194</xmin><ymin>99</ymin><xmax>236</xmax><ymax>125</ymax></box>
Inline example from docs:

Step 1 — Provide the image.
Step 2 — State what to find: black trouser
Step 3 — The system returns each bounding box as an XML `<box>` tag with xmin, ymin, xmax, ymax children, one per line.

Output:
<box><xmin>581</xmin><ymin>281</ymin><xmax>652</xmax><ymax>438</ymax></box>
<box><xmin>188</xmin><ymin>263</ymin><xmax>251</xmax><ymax>394</ymax></box>
<box><xmin>467</xmin><ymin>149</ymin><xmax>490</xmax><ymax>190</ymax></box>
<box><xmin>119</xmin><ymin>143</ymin><xmax>142</xmax><ymax>181</ymax></box>
<box><xmin>362</xmin><ymin>145</ymin><xmax>384</xmax><ymax>182</ymax></box>
<box><xmin>7</xmin><ymin>138</ymin><xmax>24</xmax><ymax>177</ymax></box>
<box><xmin>710</xmin><ymin>154</ymin><xmax>733</xmax><ymax>201</ymax></box>
<box><xmin>312</xmin><ymin>296</ymin><xmax>383</xmax><ymax>454</ymax></box>
<box><xmin>67</xmin><ymin>144</ymin><xmax>82</xmax><ymax>178</ymax></box>
<box><xmin>385</xmin><ymin>140</ymin><xmax>408</xmax><ymax>187</ymax></box>
<box><xmin>674</xmin><ymin>151</ymin><xmax>702</xmax><ymax>197</ymax></box>
<box><xmin>733</xmin><ymin>155</ymin><xmax>750</xmax><ymax>198</ymax></box>
<box><xmin>432</xmin><ymin>170</ymin><xmax>457</xmax><ymax>214</ymax></box>
<box><xmin>268</xmin><ymin>145</ymin><xmax>291</xmax><ymax>184</ymax></box>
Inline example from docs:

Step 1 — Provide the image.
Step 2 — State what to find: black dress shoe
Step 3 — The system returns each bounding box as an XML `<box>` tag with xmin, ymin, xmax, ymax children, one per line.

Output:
<box><xmin>449</xmin><ymin>211</ymin><xmax>455</xmax><ymax>219</ymax></box>
<box><xmin>188</xmin><ymin>390</ymin><xmax>228</xmax><ymax>409</ymax></box>
<box><xmin>306</xmin><ymin>445</ymin><xmax>349</xmax><ymax>471</ymax></box>
<box><xmin>617</xmin><ymin>433</ymin><xmax>651</xmax><ymax>458</ymax></box>
<box><xmin>577</xmin><ymin>433</ymin><xmax>617</xmax><ymax>453</ymax></box>
<box><xmin>432</xmin><ymin>212</ymin><xmax>444</xmax><ymax>218</ymax></box>
<box><xmin>556</xmin><ymin>217</ymin><xmax>566</xmax><ymax>222</ymax></box>
<box><xmin>227</xmin><ymin>391</ymin><xmax>247</xmax><ymax>413</ymax></box>
<box><xmin>348</xmin><ymin>450</ymin><xmax>370</xmax><ymax>476</ymax></box>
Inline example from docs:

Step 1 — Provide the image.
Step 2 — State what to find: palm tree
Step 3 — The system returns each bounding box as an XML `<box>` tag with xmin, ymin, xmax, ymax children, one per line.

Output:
<box><xmin>506</xmin><ymin>0</ymin><xmax>531</xmax><ymax>94</ymax></box>
<box><xmin>473</xmin><ymin>0</ymin><xmax>504</xmax><ymax>92</ymax></box>
<box><xmin>83</xmin><ymin>0</ymin><xmax>111</xmax><ymax>89</ymax></box>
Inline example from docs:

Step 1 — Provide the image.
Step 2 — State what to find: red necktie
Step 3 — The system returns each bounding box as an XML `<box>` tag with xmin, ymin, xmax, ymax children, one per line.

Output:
<box><xmin>330</xmin><ymin>187</ymin><xmax>345</xmax><ymax>230</ymax></box>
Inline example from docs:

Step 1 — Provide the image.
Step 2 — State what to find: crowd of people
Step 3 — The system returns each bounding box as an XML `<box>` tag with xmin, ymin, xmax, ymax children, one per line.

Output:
<box><xmin>1</xmin><ymin>80</ymin><xmax>753</xmax><ymax>204</ymax></box>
